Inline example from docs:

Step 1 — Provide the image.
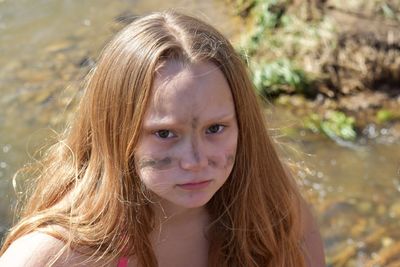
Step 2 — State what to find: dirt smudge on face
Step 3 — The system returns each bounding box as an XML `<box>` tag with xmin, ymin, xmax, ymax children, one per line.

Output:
<box><xmin>208</xmin><ymin>159</ymin><xmax>217</xmax><ymax>167</ymax></box>
<box><xmin>224</xmin><ymin>154</ymin><xmax>235</xmax><ymax>169</ymax></box>
<box><xmin>191</xmin><ymin>117</ymin><xmax>200</xmax><ymax>162</ymax></box>
<box><xmin>137</xmin><ymin>157</ymin><xmax>173</xmax><ymax>170</ymax></box>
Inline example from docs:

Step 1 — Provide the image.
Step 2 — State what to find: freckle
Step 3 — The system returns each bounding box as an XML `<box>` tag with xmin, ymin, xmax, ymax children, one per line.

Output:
<box><xmin>191</xmin><ymin>117</ymin><xmax>198</xmax><ymax>130</ymax></box>
<box><xmin>224</xmin><ymin>154</ymin><xmax>235</xmax><ymax>168</ymax></box>
<box><xmin>208</xmin><ymin>159</ymin><xmax>217</xmax><ymax>167</ymax></box>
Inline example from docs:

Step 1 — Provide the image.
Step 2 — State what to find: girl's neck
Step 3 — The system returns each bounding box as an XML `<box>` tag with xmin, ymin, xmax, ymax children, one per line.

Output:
<box><xmin>151</xmin><ymin>201</ymin><xmax>210</xmax><ymax>244</ymax></box>
<box><xmin>145</xmin><ymin>204</ymin><xmax>210</xmax><ymax>267</ymax></box>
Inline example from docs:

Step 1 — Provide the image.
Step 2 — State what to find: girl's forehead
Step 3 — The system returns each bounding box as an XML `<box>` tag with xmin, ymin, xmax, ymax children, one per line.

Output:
<box><xmin>153</xmin><ymin>60</ymin><xmax>222</xmax><ymax>86</ymax></box>
<box><xmin>152</xmin><ymin>61</ymin><xmax>230</xmax><ymax>97</ymax></box>
<box><xmin>145</xmin><ymin>61</ymin><xmax>235</xmax><ymax>123</ymax></box>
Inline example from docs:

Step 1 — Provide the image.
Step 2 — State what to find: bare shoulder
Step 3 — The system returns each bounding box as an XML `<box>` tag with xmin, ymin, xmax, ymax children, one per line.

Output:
<box><xmin>0</xmin><ymin>231</ymin><xmax>117</xmax><ymax>267</ymax></box>
<box><xmin>0</xmin><ymin>231</ymin><xmax>67</xmax><ymax>267</ymax></box>
<box><xmin>300</xmin><ymin>200</ymin><xmax>326</xmax><ymax>267</ymax></box>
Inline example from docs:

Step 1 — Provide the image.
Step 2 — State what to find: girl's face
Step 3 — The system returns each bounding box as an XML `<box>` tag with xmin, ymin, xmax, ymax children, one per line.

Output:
<box><xmin>134</xmin><ymin>60</ymin><xmax>238</xmax><ymax>213</ymax></box>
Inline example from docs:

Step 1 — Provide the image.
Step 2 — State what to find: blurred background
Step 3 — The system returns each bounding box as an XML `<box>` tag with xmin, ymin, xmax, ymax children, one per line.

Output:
<box><xmin>0</xmin><ymin>0</ymin><xmax>399</xmax><ymax>266</ymax></box>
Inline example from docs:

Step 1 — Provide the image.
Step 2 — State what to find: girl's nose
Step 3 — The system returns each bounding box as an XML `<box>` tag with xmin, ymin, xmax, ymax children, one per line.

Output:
<box><xmin>179</xmin><ymin>137</ymin><xmax>208</xmax><ymax>171</ymax></box>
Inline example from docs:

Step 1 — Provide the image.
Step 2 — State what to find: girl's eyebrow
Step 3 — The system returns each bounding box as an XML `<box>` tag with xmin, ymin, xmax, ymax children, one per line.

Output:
<box><xmin>143</xmin><ymin>113</ymin><xmax>236</xmax><ymax>128</ymax></box>
<box><xmin>143</xmin><ymin>116</ymin><xmax>185</xmax><ymax>127</ymax></box>
<box><xmin>212</xmin><ymin>113</ymin><xmax>236</xmax><ymax>121</ymax></box>
<box><xmin>202</xmin><ymin>113</ymin><xmax>236</xmax><ymax>125</ymax></box>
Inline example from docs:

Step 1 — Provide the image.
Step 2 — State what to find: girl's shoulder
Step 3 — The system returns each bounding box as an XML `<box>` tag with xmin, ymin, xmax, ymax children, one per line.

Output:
<box><xmin>0</xmin><ymin>230</ymin><xmax>120</xmax><ymax>267</ymax></box>
<box><xmin>0</xmin><ymin>231</ymin><xmax>67</xmax><ymax>267</ymax></box>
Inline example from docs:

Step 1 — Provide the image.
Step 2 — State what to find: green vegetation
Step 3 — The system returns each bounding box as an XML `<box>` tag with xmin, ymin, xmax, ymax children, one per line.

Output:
<box><xmin>238</xmin><ymin>0</ymin><xmax>336</xmax><ymax>62</ymax></box>
<box><xmin>243</xmin><ymin>0</ymin><xmax>289</xmax><ymax>54</ymax></box>
<box><xmin>252</xmin><ymin>59</ymin><xmax>311</xmax><ymax>97</ymax></box>
<box><xmin>376</xmin><ymin>109</ymin><xmax>394</xmax><ymax>123</ymax></box>
<box><xmin>376</xmin><ymin>109</ymin><xmax>400</xmax><ymax>123</ymax></box>
<box><xmin>381</xmin><ymin>2</ymin><xmax>398</xmax><ymax>20</ymax></box>
<box><xmin>304</xmin><ymin>111</ymin><xmax>357</xmax><ymax>141</ymax></box>
<box><xmin>236</xmin><ymin>0</ymin><xmax>335</xmax><ymax>100</ymax></box>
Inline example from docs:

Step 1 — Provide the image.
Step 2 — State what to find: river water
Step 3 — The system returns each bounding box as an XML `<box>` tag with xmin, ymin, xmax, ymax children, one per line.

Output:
<box><xmin>1</xmin><ymin>0</ymin><xmax>400</xmax><ymax>265</ymax></box>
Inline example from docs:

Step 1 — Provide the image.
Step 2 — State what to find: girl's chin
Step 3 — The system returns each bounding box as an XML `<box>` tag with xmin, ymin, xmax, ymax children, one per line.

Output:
<box><xmin>170</xmin><ymin>198</ymin><xmax>210</xmax><ymax>210</ymax></box>
<box><xmin>157</xmin><ymin>195</ymin><xmax>212</xmax><ymax>214</ymax></box>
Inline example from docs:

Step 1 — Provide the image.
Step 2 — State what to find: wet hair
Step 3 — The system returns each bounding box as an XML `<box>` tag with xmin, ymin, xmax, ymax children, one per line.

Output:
<box><xmin>0</xmin><ymin>11</ymin><xmax>306</xmax><ymax>267</ymax></box>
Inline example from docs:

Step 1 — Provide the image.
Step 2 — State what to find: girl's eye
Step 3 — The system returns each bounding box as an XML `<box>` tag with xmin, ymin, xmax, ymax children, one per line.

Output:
<box><xmin>206</xmin><ymin>124</ymin><xmax>224</xmax><ymax>134</ymax></box>
<box><xmin>155</xmin><ymin>130</ymin><xmax>175</xmax><ymax>139</ymax></box>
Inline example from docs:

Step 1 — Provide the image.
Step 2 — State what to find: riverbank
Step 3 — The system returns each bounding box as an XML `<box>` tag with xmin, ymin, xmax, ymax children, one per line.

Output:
<box><xmin>229</xmin><ymin>0</ymin><xmax>400</xmax><ymax>144</ymax></box>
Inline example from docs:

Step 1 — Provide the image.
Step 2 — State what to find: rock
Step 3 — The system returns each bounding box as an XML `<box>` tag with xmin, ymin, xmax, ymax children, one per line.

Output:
<box><xmin>33</xmin><ymin>88</ymin><xmax>53</xmax><ymax>105</ymax></box>
<box><xmin>114</xmin><ymin>11</ymin><xmax>138</xmax><ymax>25</ymax></box>
<box><xmin>59</xmin><ymin>64</ymin><xmax>77</xmax><ymax>81</ymax></box>
<box><xmin>18</xmin><ymin>87</ymin><xmax>36</xmax><ymax>104</ymax></box>
<box><xmin>389</xmin><ymin>202</ymin><xmax>400</xmax><ymax>218</ymax></box>
<box><xmin>357</xmin><ymin>201</ymin><xmax>373</xmax><ymax>214</ymax></box>
<box><xmin>54</xmin><ymin>53</ymin><xmax>67</xmax><ymax>63</ymax></box>
<box><xmin>329</xmin><ymin>243</ymin><xmax>357</xmax><ymax>267</ymax></box>
<box><xmin>382</xmin><ymin>237</ymin><xmax>394</xmax><ymax>248</ymax></box>
<box><xmin>388</xmin><ymin>122</ymin><xmax>400</xmax><ymax>139</ymax></box>
<box><xmin>77</xmin><ymin>56</ymin><xmax>96</xmax><ymax>68</ymax></box>
<box><xmin>44</xmin><ymin>40</ymin><xmax>75</xmax><ymax>53</ymax></box>
<box><xmin>350</xmin><ymin>219</ymin><xmax>367</xmax><ymax>237</ymax></box>
<box><xmin>2</xmin><ymin>60</ymin><xmax>22</xmax><ymax>72</ymax></box>
<box><xmin>366</xmin><ymin>241</ymin><xmax>400</xmax><ymax>266</ymax></box>
<box><xmin>377</xmin><ymin>204</ymin><xmax>387</xmax><ymax>216</ymax></box>
<box><xmin>16</xmin><ymin>69</ymin><xmax>53</xmax><ymax>83</ymax></box>
<box><xmin>339</xmin><ymin>91</ymin><xmax>388</xmax><ymax>111</ymax></box>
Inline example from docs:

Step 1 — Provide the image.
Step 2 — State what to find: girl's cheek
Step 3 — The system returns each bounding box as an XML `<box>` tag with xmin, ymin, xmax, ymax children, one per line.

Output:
<box><xmin>138</xmin><ymin>168</ymin><xmax>177</xmax><ymax>189</ymax></box>
<box><xmin>207</xmin><ymin>149</ymin><xmax>236</xmax><ymax>170</ymax></box>
<box><xmin>136</xmin><ymin>156</ymin><xmax>177</xmax><ymax>171</ymax></box>
<box><xmin>224</xmin><ymin>153</ymin><xmax>235</xmax><ymax>169</ymax></box>
<box><xmin>140</xmin><ymin>172</ymin><xmax>175</xmax><ymax>194</ymax></box>
<box><xmin>218</xmin><ymin>131</ymin><xmax>238</xmax><ymax>170</ymax></box>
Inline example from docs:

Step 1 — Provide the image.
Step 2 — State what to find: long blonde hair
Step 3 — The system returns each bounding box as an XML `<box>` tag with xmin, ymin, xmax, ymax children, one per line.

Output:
<box><xmin>1</xmin><ymin>11</ymin><xmax>306</xmax><ymax>267</ymax></box>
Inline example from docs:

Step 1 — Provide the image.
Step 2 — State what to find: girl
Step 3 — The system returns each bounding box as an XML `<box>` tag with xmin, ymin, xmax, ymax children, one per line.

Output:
<box><xmin>0</xmin><ymin>11</ymin><xmax>325</xmax><ymax>267</ymax></box>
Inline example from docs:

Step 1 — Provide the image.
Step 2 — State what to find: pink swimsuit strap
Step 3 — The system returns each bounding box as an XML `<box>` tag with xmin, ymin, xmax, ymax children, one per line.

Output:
<box><xmin>117</xmin><ymin>257</ymin><xmax>129</xmax><ymax>267</ymax></box>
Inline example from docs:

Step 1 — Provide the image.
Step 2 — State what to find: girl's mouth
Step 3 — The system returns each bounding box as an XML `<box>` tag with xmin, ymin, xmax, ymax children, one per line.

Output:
<box><xmin>177</xmin><ymin>180</ymin><xmax>212</xmax><ymax>190</ymax></box>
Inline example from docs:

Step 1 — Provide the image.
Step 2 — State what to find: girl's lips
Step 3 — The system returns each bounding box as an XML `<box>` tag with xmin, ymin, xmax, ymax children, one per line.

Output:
<box><xmin>177</xmin><ymin>180</ymin><xmax>212</xmax><ymax>190</ymax></box>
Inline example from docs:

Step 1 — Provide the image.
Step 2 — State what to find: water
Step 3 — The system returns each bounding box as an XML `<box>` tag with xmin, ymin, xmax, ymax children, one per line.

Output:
<box><xmin>1</xmin><ymin>0</ymin><xmax>400</xmax><ymax>265</ymax></box>
<box><xmin>268</xmin><ymin>106</ymin><xmax>400</xmax><ymax>265</ymax></box>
